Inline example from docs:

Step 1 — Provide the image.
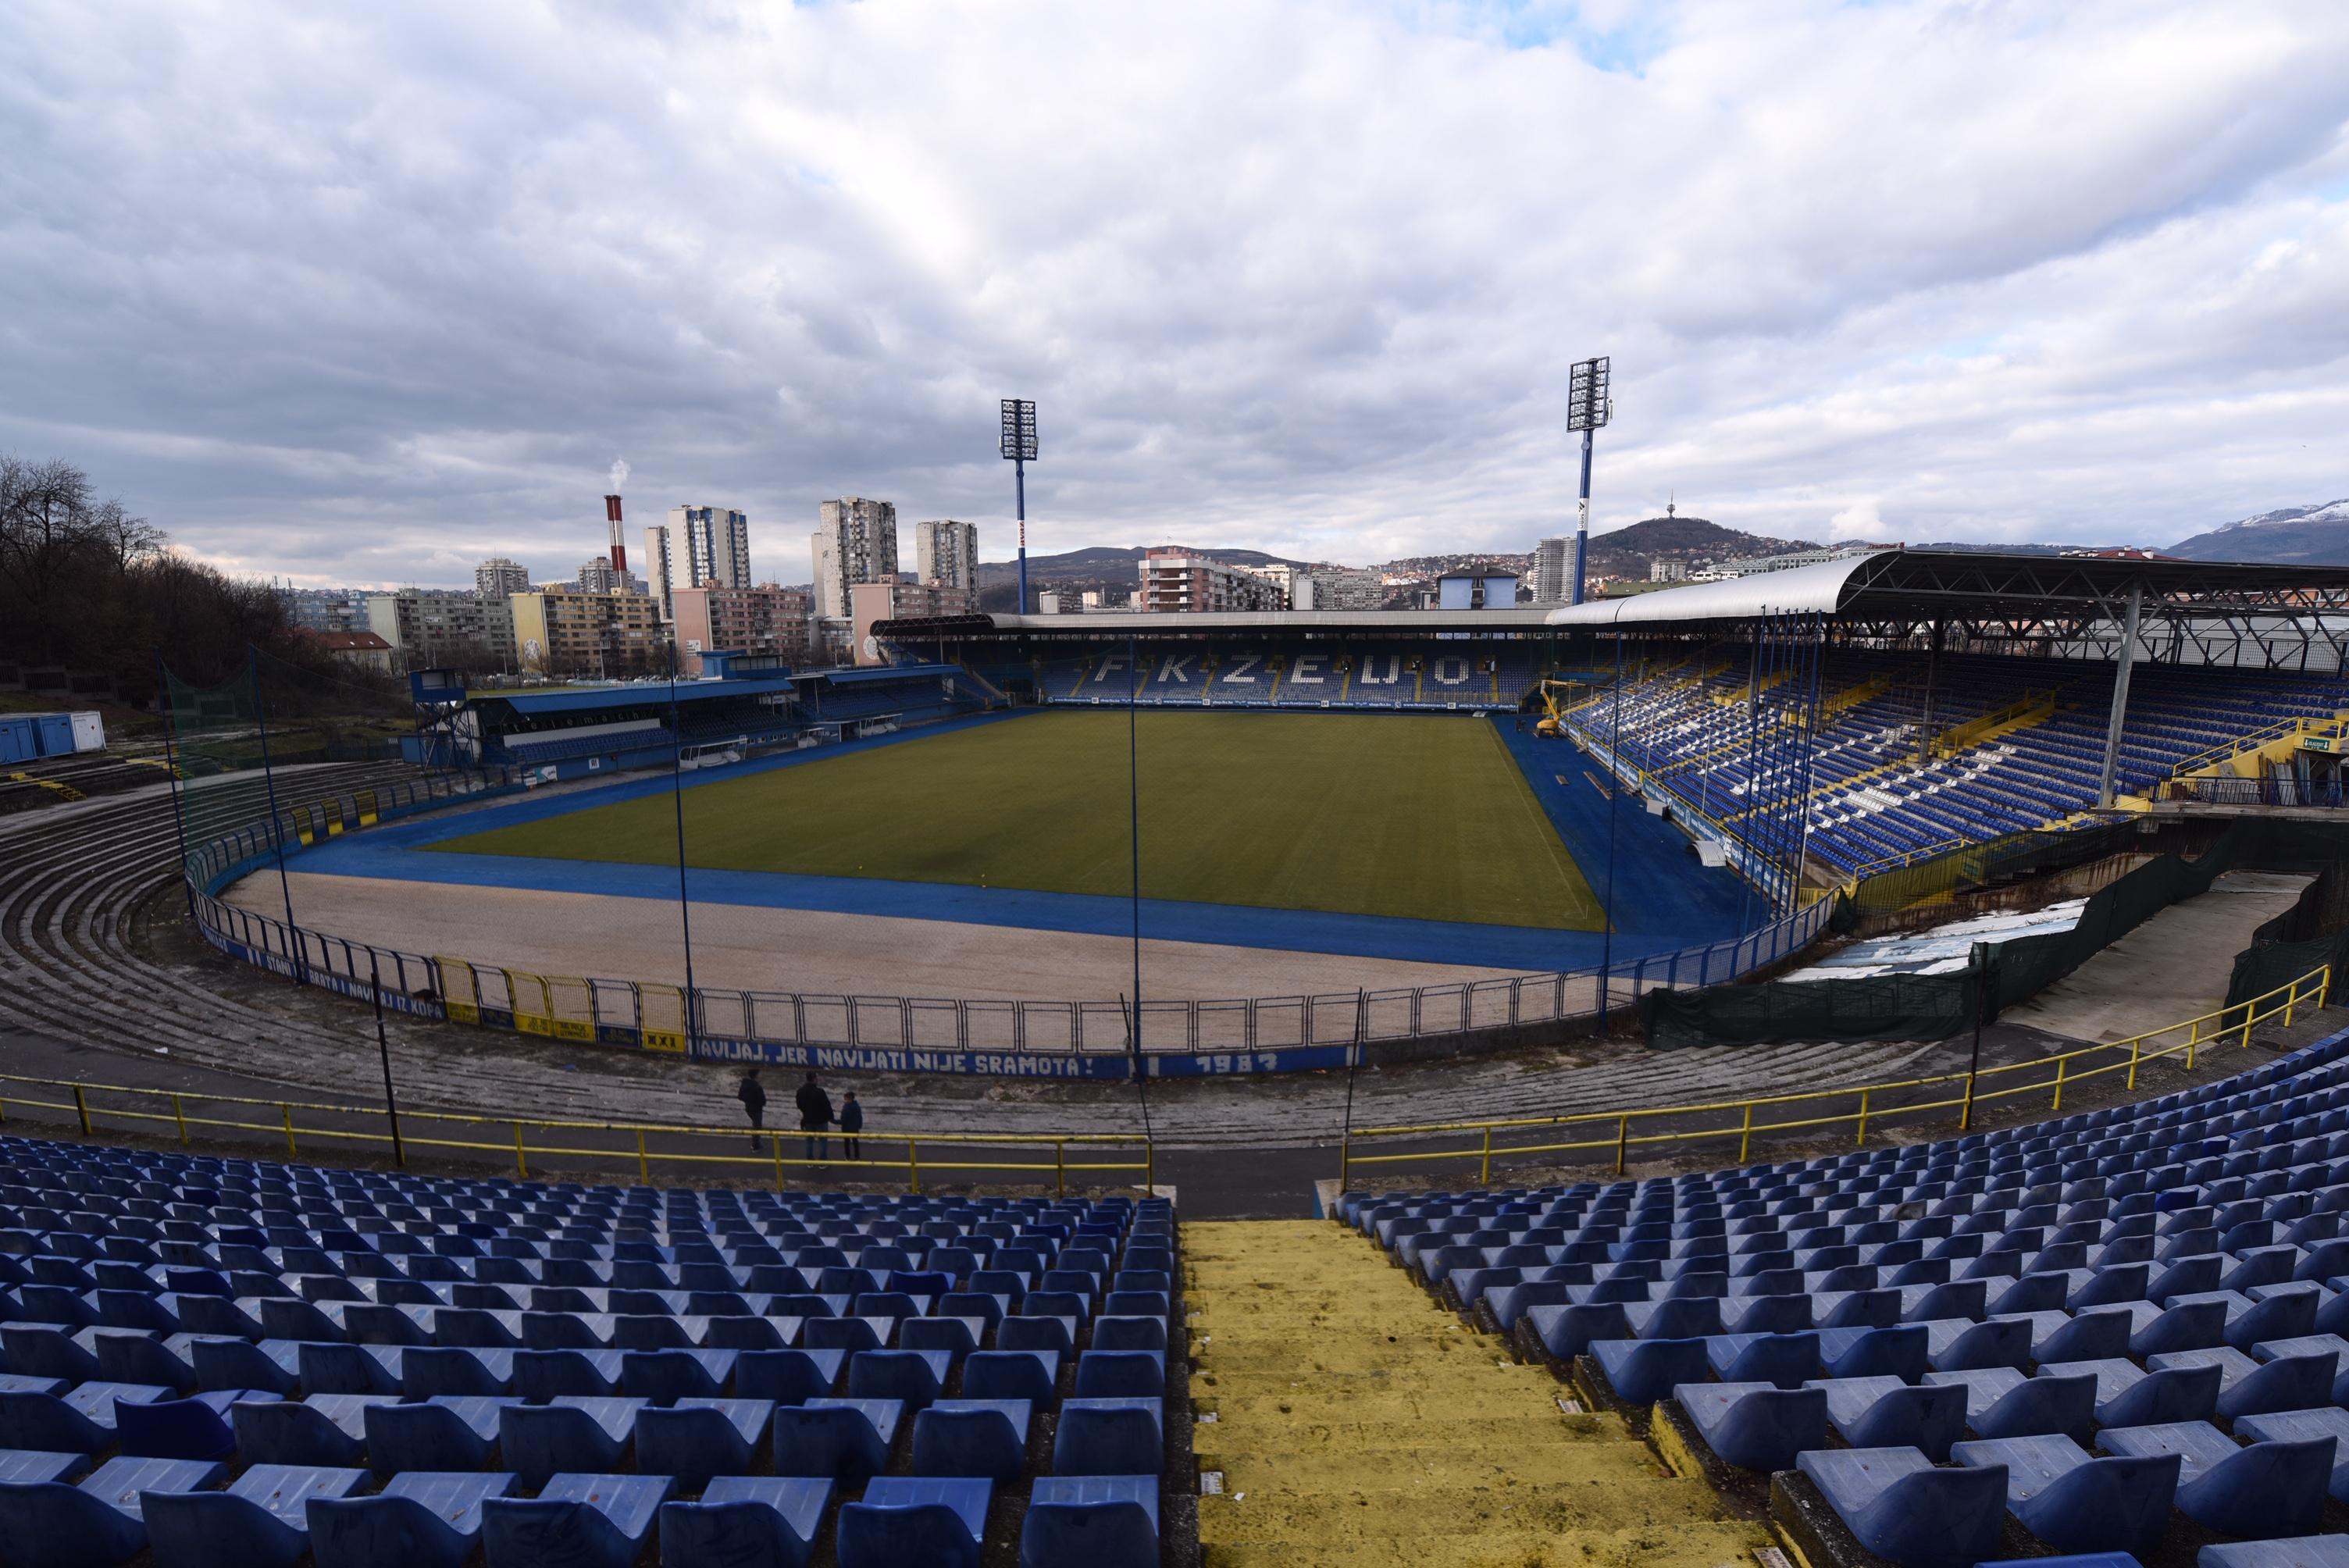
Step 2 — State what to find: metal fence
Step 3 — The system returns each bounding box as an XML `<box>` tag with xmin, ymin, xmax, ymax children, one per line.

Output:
<box><xmin>181</xmin><ymin>770</ymin><xmax>1841</xmax><ymax>1071</ymax></box>
<box><xmin>0</xmin><ymin>1072</ymin><xmax>1152</xmax><ymax>1193</ymax></box>
<box><xmin>1338</xmin><ymin>964</ymin><xmax>2332</xmax><ymax>1185</ymax></box>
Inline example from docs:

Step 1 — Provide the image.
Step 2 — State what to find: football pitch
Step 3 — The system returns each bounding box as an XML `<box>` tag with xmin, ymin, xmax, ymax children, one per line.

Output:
<box><xmin>431</xmin><ymin>711</ymin><xmax>1605</xmax><ymax>930</ymax></box>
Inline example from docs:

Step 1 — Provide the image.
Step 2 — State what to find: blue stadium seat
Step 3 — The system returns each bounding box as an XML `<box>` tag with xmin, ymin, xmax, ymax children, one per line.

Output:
<box><xmin>116</xmin><ymin>1389</ymin><xmax>273</xmax><ymax>1461</ymax></box>
<box><xmin>189</xmin><ymin>1338</ymin><xmax>301</xmax><ymax>1397</ymax></box>
<box><xmin>2200</xmin><ymin>1539</ymin><xmax>2349</xmax><ymax>1567</ymax></box>
<box><xmin>1591</xmin><ymin>1336</ymin><xmax>1709</xmax><ymax>1405</ymax></box>
<box><xmin>497</xmin><ymin>1398</ymin><xmax>643</xmax><ymax>1488</ymax></box>
<box><xmin>141</xmin><ymin>1463</ymin><xmax>369</xmax><ymax>1568</ymax></box>
<box><xmin>1795</xmin><ymin>1446</ymin><xmax>2009</xmax><ymax>1568</ymax></box>
<box><xmin>1812</xmin><ymin>1376</ymin><xmax>1966</xmax><ymax>1462</ymax></box>
<box><xmin>913</xmin><ymin>1399</ymin><xmax>1032</xmax><ymax>1483</ymax></box>
<box><xmin>633</xmin><ymin>1398</ymin><xmax>772</xmax><ymax>1491</ymax></box>
<box><xmin>733</xmin><ymin>1347</ymin><xmax>844</xmax><ymax>1406</ymax></box>
<box><xmin>847</xmin><ymin>1349</ymin><xmax>951</xmax><ymax>1410</ymax></box>
<box><xmin>362</xmin><ymin>1395</ymin><xmax>517</xmax><ymax>1474</ymax></box>
<box><xmin>2234</xmin><ymin>1407</ymin><xmax>2349</xmax><ymax>1508</ymax></box>
<box><xmin>233</xmin><ymin>1394</ymin><xmax>393</xmax><ymax>1469</ymax></box>
<box><xmin>479</xmin><ymin>1473</ymin><xmax>672</xmax><ymax>1568</ymax></box>
<box><xmin>0</xmin><ymin>1380</ymin><xmax>169</xmax><ymax>1452</ymax></box>
<box><xmin>2099</xmin><ymin>1420</ymin><xmax>2336</xmax><ymax>1539</ymax></box>
<box><xmin>307</xmin><ymin>1470</ymin><xmax>518</xmax><ymax>1568</ymax></box>
<box><xmin>2144</xmin><ymin>1346</ymin><xmax>2335</xmax><ymax>1420</ymax></box>
<box><xmin>1074</xmin><ymin>1349</ymin><xmax>1164</xmax><ymax>1399</ymax></box>
<box><xmin>1019</xmin><ymin>1475</ymin><xmax>1158</xmax><ymax>1568</ymax></box>
<box><xmin>1675</xmin><ymin>1382</ymin><xmax>1825</xmax><ymax>1473</ymax></box>
<box><xmin>618</xmin><ymin>1348</ymin><xmax>736</xmax><ymax>1403</ymax></box>
<box><xmin>2040</xmin><ymin>1357</ymin><xmax>2222</xmax><ymax>1428</ymax></box>
<box><xmin>0</xmin><ymin>1455</ymin><xmax>225</xmax><ymax>1568</ymax></box>
<box><xmin>771</xmin><ymin>1398</ymin><xmax>900</xmax><ymax>1481</ymax></box>
<box><xmin>964</xmin><ymin>1349</ymin><xmax>1059</xmax><ymax>1409</ymax></box>
<box><xmin>1949</xmin><ymin>1434</ymin><xmax>2179</xmax><ymax>1559</ymax></box>
<box><xmin>1052</xmin><ymin>1399</ymin><xmax>1161</xmax><ymax>1477</ymax></box>
<box><xmin>513</xmin><ymin>1349</ymin><xmax>626</xmax><ymax>1401</ymax></box>
<box><xmin>836</xmin><ymin>1477</ymin><xmax>990</xmax><ymax>1568</ymax></box>
<box><xmin>657</xmin><ymin>1477</ymin><xmax>834</xmax><ymax>1568</ymax></box>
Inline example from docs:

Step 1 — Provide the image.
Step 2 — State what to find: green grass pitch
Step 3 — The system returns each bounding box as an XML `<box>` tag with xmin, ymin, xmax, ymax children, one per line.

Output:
<box><xmin>431</xmin><ymin>710</ymin><xmax>1603</xmax><ymax>930</ymax></box>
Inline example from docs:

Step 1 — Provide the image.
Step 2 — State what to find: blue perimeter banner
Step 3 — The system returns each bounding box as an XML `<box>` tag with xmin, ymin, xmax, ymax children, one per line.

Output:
<box><xmin>686</xmin><ymin>1035</ymin><xmax>1358</xmax><ymax>1078</ymax></box>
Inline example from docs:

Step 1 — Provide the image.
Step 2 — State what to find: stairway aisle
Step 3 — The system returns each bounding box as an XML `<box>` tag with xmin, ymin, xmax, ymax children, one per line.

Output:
<box><xmin>1186</xmin><ymin>1218</ymin><xmax>1766</xmax><ymax>1567</ymax></box>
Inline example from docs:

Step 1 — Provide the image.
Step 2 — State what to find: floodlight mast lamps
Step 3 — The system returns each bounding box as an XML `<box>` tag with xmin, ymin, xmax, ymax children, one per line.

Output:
<box><xmin>1000</xmin><ymin>399</ymin><xmax>1039</xmax><ymax>613</ymax></box>
<box><xmin>1567</xmin><ymin>356</ymin><xmax>1612</xmax><ymax>607</ymax></box>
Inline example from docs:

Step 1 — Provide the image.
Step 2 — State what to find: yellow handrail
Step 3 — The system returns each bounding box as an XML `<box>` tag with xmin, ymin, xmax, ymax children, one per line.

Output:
<box><xmin>0</xmin><ymin>1074</ymin><xmax>1154</xmax><ymax>1196</ymax></box>
<box><xmin>1338</xmin><ymin>964</ymin><xmax>2330</xmax><ymax>1186</ymax></box>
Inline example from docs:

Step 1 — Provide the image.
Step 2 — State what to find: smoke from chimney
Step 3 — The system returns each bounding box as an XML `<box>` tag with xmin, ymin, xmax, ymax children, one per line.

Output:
<box><xmin>604</xmin><ymin>494</ymin><xmax>626</xmax><ymax>573</ymax></box>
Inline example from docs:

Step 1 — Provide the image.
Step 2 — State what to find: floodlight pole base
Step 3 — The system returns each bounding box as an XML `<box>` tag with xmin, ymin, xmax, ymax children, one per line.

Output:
<box><xmin>1015</xmin><ymin>459</ymin><xmax>1028</xmax><ymax>615</ymax></box>
<box><xmin>1570</xmin><ymin>428</ymin><xmax>1595</xmax><ymax>606</ymax></box>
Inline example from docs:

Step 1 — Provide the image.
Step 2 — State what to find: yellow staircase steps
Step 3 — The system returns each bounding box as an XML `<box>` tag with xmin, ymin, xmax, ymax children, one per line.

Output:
<box><xmin>1186</xmin><ymin>1219</ymin><xmax>1765</xmax><ymax>1568</ymax></box>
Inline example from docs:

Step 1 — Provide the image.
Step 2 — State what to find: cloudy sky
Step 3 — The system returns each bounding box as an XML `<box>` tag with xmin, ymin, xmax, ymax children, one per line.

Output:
<box><xmin>4</xmin><ymin>1</ymin><xmax>2347</xmax><ymax>588</ymax></box>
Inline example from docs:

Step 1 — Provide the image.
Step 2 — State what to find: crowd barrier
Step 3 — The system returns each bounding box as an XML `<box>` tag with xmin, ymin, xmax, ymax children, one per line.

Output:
<box><xmin>0</xmin><ymin>1072</ymin><xmax>1152</xmax><ymax>1194</ymax></box>
<box><xmin>180</xmin><ymin>769</ymin><xmax>1841</xmax><ymax>1078</ymax></box>
<box><xmin>1341</xmin><ymin>964</ymin><xmax>2332</xmax><ymax>1185</ymax></box>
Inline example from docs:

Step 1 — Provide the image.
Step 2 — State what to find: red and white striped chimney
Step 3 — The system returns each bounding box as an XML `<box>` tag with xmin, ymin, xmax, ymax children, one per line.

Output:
<box><xmin>604</xmin><ymin>494</ymin><xmax>626</xmax><ymax>572</ymax></box>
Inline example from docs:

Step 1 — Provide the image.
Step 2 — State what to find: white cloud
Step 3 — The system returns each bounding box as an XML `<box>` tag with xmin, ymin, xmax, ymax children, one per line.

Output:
<box><xmin>0</xmin><ymin>0</ymin><xmax>2345</xmax><ymax>585</ymax></box>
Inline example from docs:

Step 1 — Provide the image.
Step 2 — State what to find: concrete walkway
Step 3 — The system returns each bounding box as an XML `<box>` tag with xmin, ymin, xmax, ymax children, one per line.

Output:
<box><xmin>2005</xmin><ymin>870</ymin><xmax>2312</xmax><ymax>1044</ymax></box>
<box><xmin>1187</xmin><ymin>1219</ymin><xmax>1764</xmax><ymax>1566</ymax></box>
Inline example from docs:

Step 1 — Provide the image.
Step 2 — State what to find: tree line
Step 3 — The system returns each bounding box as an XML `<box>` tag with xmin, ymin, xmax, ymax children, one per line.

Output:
<box><xmin>0</xmin><ymin>454</ymin><xmax>358</xmax><ymax>704</ymax></box>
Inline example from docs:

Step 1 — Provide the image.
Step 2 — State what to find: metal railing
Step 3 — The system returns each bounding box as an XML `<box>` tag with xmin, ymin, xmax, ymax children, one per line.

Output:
<box><xmin>1338</xmin><ymin>964</ymin><xmax>2333</xmax><ymax>1186</ymax></box>
<box><xmin>0</xmin><ymin>1074</ymin><xmax>1153</xmax><ymax>1195</ymax></box>
<box><xmin>2169</xmin><ymin>713</ymin><xmax>2349</xmax><ymax>781</ymax></box>
<box><xmin>179</xmin><ymin>775</ymin><xmax>1843</xmax><ymax>1066</ymax></box>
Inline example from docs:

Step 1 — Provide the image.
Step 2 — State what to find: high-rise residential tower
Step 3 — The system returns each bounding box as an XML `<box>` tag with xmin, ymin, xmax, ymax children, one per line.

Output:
<box><xmin>641</xmin><ymin>524</ymin><xmax>678</xmax><ymax>621</ymax></box>
<box><xmin>811</xmin><ymin>497</ymin><xmax>900</xmax><ymax>618</ymax></box>
<box><xmin>914</xmin><ymin>519</ymin><xmax>979</xmax><ymax>591</ymax></box>
<box><xmin>475</xmin><ymin>557</ymin><xmax>532</xmax><ymax>599</ymax></box>
<box><xmin>670</xmin><ymin>505</ymin><xmax>752</xmax><ymax>590</ymax></box>
<box><xmin>1532</xmin><ymin>536</ymin><xmax>1570</xmax><ymax>604</ymax></box>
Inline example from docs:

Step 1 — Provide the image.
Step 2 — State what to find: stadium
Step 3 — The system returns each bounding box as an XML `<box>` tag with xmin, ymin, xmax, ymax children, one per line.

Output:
<box><xmin>18</xmin><ymin>545</ymin><xmax>2349</xmax><ymax>1568</ymax></box>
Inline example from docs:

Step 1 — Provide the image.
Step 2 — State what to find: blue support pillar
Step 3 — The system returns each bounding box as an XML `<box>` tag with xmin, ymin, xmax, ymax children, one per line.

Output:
<box><xmin>1015</xmin><ymin>459</ymin><xmax>1028</xmax><ymax>615</ymax></box>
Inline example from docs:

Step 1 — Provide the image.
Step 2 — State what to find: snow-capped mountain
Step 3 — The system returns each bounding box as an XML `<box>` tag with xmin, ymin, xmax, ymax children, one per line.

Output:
<box><xmin>2168</xmin><ymin>500</ymin><xmax>2349</xmax><ymax>565</ymax></box>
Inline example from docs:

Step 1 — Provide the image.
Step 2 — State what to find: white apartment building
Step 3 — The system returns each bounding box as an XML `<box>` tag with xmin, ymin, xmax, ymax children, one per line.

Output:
<box><xmin>1532</xmin><ymin>536</ymin><xmax>1570</xmax><ymax>604</ymax></box>
<box><xmin>671</xmin><ymin>505</ymin><xmax>752</xmax><ymax>591</ymax></box>
<box><xmin>574</xmin><ymin>558</ymin><xmax>645</xmax><ymax>597</ymax></box>
<box><xmin>1137</xmin><ymin>549</ymin><xmax>1285</xmax><ymax>613</ymax></box>
<box><xmin>812</xmin><ymin>497</ymin><xmax>900</xmax><ymax>618</ymax></box>
<box><xmin>914</xmin><ymin>519</ymin><xmax>979</xmax><ymax>590</ymax></box>
<box><xmin>475</xmin><ymin>558</ymin><xmax>531</xmax><ymax>599</ymax></box>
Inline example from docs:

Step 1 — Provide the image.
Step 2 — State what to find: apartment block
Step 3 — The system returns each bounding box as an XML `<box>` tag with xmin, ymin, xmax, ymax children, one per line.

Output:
<box><xmin>1136</xmin><ymin>548</ymin><xmax>1285</xmax><ymax>613</ymax></box>
<box><xmin>672</xmin><ymin>505</ymin><xmax>753</xmax><ymax>591</ymax></box>
<box><xmin>812</xmin><ymin>497</ymin><xmax>900</xmax><ymax>618</ymax></box>
<box><xmin>508</xmin><ymin>586</ymin><xmax>668</xmax><ymax>679</ymax></box>
<box><xmin>914</xmin><ymin>519</ymin><xmax>979</xmax><ymax>590</ymax></box>
<box><xmin>669</xmin><ymin>583</ymin><xmax>815</xmax><ymax>676</ymax></box>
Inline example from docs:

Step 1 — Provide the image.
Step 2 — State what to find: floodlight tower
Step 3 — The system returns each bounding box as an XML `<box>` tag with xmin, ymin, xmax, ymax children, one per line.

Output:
<box><xmin>1000</xmin><ymin>399</ymin><xmax>1038</xmax><ymax>614</ymax></box>
<box><xmin>1567</xmin><ymin>355</ymin><xmax>1612</xmax><ymax>606</ymax></box>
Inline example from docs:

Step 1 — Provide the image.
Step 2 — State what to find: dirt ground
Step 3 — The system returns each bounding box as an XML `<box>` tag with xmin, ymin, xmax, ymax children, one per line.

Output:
<box><xmin>233</xmin><ymin>870</ymin><xmax>1520</xmax><ymax>1003</ymax></box>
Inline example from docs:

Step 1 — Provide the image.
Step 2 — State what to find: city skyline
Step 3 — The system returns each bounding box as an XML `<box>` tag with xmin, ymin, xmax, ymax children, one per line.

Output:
<box><xmin>4</xmin><ymin>3</ymin><xmax>2346</xmax><ymax>590</ymax></box>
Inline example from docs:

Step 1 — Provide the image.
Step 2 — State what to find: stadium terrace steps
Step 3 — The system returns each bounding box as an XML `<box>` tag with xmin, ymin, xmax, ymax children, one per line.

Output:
<box><xmin>1186</xmin><ymin>1219</ymin><xmax>1766</xmax><ymax>1567</ymax></box>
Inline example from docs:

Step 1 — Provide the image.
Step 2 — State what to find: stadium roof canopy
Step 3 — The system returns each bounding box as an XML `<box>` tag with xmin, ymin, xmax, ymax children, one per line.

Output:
<box><xmin>1542</xmin><ymin>550</ymin><xmax>2349</xmax><ymax>635</ymax></box>
<box><xmin>878</xmin><ymin>551</ymin><xmax>2349</xmax><ymax>668</ymax></box>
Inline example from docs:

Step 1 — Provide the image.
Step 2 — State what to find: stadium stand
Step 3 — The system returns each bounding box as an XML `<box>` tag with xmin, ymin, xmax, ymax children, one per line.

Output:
<box><xmin>0</xmin><ymin>1143</ymin><xmax>1176</xmax><ymax>1568</ymax></box>
<box><xmin>1035</xmin><ymin>643</ymin><xmax>1545</xmax><ymax>712</ymax></box>
<box><xmin>1571</xmin><ymin>647</ymin><xmax>2349</xmax><ymax>875</ymax></box>
<box><xmin>1338</xmin><ymin>1027</ymin><xmax>2349</xmax><ymax>1566</ymax></box>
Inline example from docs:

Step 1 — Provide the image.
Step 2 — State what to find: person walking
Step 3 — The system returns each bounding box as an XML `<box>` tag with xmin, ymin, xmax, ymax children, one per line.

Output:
<box><xmin>736</xmin><ymin>1068</ymin><xmax>766</xmax><ymax>1150</ymax></box>
<box><xmin>795</xmin><ymin>1072</ymin><xmax>834</xmax><ymax>1161</ymax></box>
<box><xmin>839</xmin><ymin>1091</ymin><xmax>864</xmax><ymax>1161</ymax></box>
